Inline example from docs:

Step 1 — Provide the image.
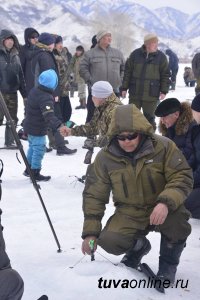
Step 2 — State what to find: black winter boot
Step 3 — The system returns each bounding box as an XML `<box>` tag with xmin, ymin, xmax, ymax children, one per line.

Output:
<box><xmin>121</xmin><ymin>237</ymin><xmax>151</xmax><ymax>269</ymax></box>
<box><xmin>157</xmin><ymin>235</ymin><xmax>186</xmax><ymax>284</ymax></box>
<box><xmin>56</xmin><ymin>146</ymin><xmax>77</xmax><ymax>156</ymax></box>
<box><xmin>32</xmin><ymin>169</ymin><xmax>51</xmax><ymax>182</ymax></box>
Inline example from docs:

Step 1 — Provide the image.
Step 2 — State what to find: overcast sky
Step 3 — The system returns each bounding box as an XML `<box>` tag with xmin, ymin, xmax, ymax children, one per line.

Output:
<box><xmin>132</xmin><ymin>0</ymin><xmax>199</xmax><ymax>14</ymax></box>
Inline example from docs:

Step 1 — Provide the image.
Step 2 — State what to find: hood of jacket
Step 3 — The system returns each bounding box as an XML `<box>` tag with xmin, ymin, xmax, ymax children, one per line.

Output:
<box><xmin>107</xmin><ymin>104</ymin><xmax>154</xmax><ymax>141</ymax></box>
<box><xmin>159</xmin><ymin>101</ymin><xmax>195</xmax><ymax>136</ymax></box>
<box><xmin>0</xmin><ymin>29</ymin><xmax>20</xmax><ymax>52</ymax></box>
<box><xmin>24</xmin><ymin>27</ymin><xmax>39</xmax><ymax>46</ymax></box>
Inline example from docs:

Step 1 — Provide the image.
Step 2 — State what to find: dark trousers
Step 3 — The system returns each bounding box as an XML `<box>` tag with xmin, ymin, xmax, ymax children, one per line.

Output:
<box><xmin>60</xmin><ymin>95</ymin><xmax>72</xmax><ymax>123</ymax></box>
<box><xmin>184</xmin><ymin>188</ymin><xmax>200</xmax><ymax>219</ymax></box>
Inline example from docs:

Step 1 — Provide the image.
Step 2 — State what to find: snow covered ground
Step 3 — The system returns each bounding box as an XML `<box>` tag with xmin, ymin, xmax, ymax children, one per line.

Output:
<box><xmin>0</xmin><ymin>64</ymin><xmax>199</xmax><ymax>300</ymax></box>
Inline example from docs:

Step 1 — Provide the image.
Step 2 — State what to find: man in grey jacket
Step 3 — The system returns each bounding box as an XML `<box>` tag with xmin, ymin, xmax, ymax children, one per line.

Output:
<box><xmin>80</xmin><ymin>30</ymin><xmax>125</xmax><ymax>122</ymax></box>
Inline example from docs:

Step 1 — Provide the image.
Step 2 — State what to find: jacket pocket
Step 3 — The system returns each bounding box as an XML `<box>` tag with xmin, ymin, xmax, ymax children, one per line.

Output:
<box><xmin>91</xmin><ymin>57</ymin><xmax>103</xmax><ymax>64</ymax></box>
<box><xmin>149</xmin><ymin>80</ymin><xmax>160</xmax><ymax>97</ymax></box>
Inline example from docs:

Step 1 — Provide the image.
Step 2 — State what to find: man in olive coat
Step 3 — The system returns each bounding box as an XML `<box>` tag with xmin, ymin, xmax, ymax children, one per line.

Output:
<box><xmin>81</xmin><ymin>104</ymin><xmax>192</xmax><ymax>284</ymax></box>
<box><xmin>121</xmin><ymin>33</ymin><xmax>170</xmax><ymax>130</ymax></box>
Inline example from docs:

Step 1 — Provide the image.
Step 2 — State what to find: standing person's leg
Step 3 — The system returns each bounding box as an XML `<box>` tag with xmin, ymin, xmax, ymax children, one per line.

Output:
<box><xmin>86</xmin><ymin>92</ymin><xmax>95</xmax><ymax>123</ymax></box>
<box><xmin>3</xmin><ymin>93</ymin><xmax>18</xmax><ymax>148</ymax></box>
<box><xmin>23</xmin><ymin>135</ymin><xmax>33</xmax><ymax>176</ymax></box>
<box><xmin>50</xmin><ymin>102</ymin><xmax>76</xmax><ymax>154</ymax></box>
<box><xmin>76</xmin><ymin>83</ymin><xmax>86</xmax><ymax>109</ymax></box>
<box><xmin>60</xmin><ymin>95</ymin><xmax>72</xmax><ymax>122</ymax></box>
<box><xmin>30</xmin><ymin>135</ymin><xmax>51</xmax><ymax>181</ymax></box>
<box><xmin>195</xmin><ymin>78</ymin><xmax>200</xmax><ymax>95</ymax></box>
<box><xmin>142</xmin><ymin>101</ymin><xmax>158</xmax><ymax>131</ymax></box>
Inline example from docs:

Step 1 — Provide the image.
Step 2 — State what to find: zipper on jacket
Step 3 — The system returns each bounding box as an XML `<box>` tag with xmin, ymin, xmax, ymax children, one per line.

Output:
<box><xmin>121</xmin><ymin>173</ymin><xmax>129</xmax><ymax>198</ymax></box>
<box><xmin>146</xmin><ymin>169</ymin><xmax>156</xmax><ymax>193</ymax></box>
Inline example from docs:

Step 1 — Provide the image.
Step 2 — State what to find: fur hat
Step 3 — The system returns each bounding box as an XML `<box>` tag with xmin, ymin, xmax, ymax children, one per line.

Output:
<box><xmin>38</xmin><ymin>32</ymin><xmax>55</xmax><ymax>46</ymax></box>
<box><xmin>144</xmin><ymin>33</ymin><xmax>158</xmax><ymax>44</ymax></box>
<box><xmin>96</xmin><ymin>30</ymin><xmax>111</xmax><ymax>42</ymax></box>
<box><xmin>191</xmin><ymin>94</ymin><xmax>200</xmax><ymax>112</ymax></box>
<box><xmin>91</xmin><ymin>81</ymin><xmax>113</xmax><ymax>98</ymax></box>
<box><xmin>38</xmin><ymin>69</ymin><xmax>58</xmax><ymax>90</ymax></box>
<box><xmin>155</xmin><ymin>98</ymin><xmax>181</xmax><ymax>117</ymax></box>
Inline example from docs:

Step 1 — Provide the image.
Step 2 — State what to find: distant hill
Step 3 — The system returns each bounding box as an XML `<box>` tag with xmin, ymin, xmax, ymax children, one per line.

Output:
<box><xmin>0</xmin><ymin>0</ymin><xmax>199</xmax><ymax>60</ymax></box>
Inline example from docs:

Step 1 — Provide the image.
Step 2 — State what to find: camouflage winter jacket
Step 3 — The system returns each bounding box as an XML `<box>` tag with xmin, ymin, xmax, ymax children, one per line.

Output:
<box><xmin>67</xmin><ymin>54</ymin><xmax>85</xmax><ymax>85</ymax></box>
<box><xmin>71</xmin><ymin>93</ymin><xmax>122</xmax><ymax>147</ymax></box>
<box><xmin>53</xmin><ymin>48</ymin><xmax>70</xmax><ymax>96</ymax></box>
<box><xmin>82</xmin><ymin>104</ymin><xmax>193</xmax><ymax>238</ymax></box>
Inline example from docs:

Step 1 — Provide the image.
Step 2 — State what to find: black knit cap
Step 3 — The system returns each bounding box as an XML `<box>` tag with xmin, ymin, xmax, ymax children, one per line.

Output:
<box><xmin>191</xmin><ymin>94</ymin><xmax>200</xmax><ymax>112</ymax></box>
<box><xmin>155</xmin><ymin>98</ymin><xmax>181</xmax><ymax>117</ymax></box>
<box><xmin>76</xmin><ymin>45</ymin><xmax>84</xmax><ymax>52</ymax></box>
<box><xmin>55</xmin><ymin>35</ymin><xmax>63</xmax><ymax>44</ymax></box>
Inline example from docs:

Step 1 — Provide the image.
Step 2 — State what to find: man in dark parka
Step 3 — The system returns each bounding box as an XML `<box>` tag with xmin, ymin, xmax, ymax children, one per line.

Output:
<box><xmin>121</xmin><ymin>33</ymin><xmax>170</xmax><ymax>130</ymax></box>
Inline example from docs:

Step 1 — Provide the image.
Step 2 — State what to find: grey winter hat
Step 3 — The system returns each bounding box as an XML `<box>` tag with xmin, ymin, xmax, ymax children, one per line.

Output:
<box><xmin>91</xmin><ymin>81</ymin><xmax>113</xmax><ymax>98</ymax></box>
<box><xmin>96</xmin><ymin>30</ymin><xmax>111</xmax><ymax>42</ymax></box>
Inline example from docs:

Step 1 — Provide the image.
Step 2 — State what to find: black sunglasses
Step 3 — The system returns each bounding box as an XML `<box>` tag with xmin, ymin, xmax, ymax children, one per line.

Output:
<box><xmin>30</xmin><ymin>34</ymin><xmax>39</xmax><ymax>39</ymax></box>
<box><xmin>116</xmin><ymin>133</ymin><xmax>139</xmax><ymax>141</ymax></box>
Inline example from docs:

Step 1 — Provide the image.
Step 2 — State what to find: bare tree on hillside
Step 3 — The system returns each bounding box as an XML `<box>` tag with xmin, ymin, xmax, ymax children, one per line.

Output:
<box><xmin>90</xmin><ymin>6</ymin><xmax>135</xmax><ymax>58</ymax></box>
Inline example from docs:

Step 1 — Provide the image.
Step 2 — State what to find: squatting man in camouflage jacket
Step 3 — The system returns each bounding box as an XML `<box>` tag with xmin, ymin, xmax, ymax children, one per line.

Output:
<box><xmin>81</xmin><ymin>104</ymin><xmax>193</xmax><ymax>285</ymax></box>
<box><xmin>59</xmin><ymin>81</ymin><xmax>122</xmax><ymax>149</ymax></box>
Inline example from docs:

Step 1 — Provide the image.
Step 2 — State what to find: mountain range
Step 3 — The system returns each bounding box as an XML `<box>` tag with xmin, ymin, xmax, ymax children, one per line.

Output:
<box><xmin>0</xmin><ymin>0</ymin><xmax>199</xmax><ymax>60</ymax></box>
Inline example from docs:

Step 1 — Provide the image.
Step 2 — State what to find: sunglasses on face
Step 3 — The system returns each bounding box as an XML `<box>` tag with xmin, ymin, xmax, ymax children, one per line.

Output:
<box><xmin>30</xmin><ymin>34</ymin><xmax>39</xmax><ymax>39</ymax></box>
<box><xmin>116</xmin><ymin>133</ymin><xmax>139</xmax><ymax>141</ymax></box>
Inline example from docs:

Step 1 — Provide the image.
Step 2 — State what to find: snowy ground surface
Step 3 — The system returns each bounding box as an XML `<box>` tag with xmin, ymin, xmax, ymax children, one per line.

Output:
<box><xmin>0</xmin><ymin>64</ymin><xmax>199</xmax><ymax>300</ymax></box>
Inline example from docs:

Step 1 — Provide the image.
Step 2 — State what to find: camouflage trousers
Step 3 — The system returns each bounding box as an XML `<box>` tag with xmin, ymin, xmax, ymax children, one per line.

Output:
<box><xmin>78</xmin><ymin>82</ymin><xmax>86</xmax><ymax>99</ymax></box>
<box><xmin>0</xmin><ymin>93</ymin><xmax>18</xmax><ymax>125</ymax></box>
<box><xmin>0</xmin><ymin>93</ymin><xmax>18</xmax><ymax>146</ymax></box>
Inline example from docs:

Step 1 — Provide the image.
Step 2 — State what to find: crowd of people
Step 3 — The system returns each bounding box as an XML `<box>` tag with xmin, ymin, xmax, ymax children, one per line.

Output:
<box><xmin>0</xmin><ymin>26</ymin><xmax>200</xmax><ymax>299</ymax></box>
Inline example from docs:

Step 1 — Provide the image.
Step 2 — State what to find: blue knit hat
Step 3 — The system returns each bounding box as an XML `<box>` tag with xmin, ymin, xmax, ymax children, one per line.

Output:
<box><xmin>38</xmin><ymin>69</ymin><xmax>58</xmax><ymax>90</ymax></box>
<box><xmin>38</xmin><ymin>32</ymin><xmax>55</xmax><ymax>45</ymax></box>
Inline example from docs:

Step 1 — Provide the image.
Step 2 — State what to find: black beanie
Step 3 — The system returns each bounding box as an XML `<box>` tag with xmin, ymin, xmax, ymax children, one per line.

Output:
<box><xmin>191</xmin><ymin>94</ymin><xmax>200</xmax><ymax>112</ymax></box>
<box><xmin>55</xmin><ymin>35</ymin><xmax>63</xmax><ymax>44</ymax></box>
<box><xmin>76</xmin><ymin>45</ymin><xmax>84</xmax><ymax>52</ymax></box>
<box><xmin>155</xmin><ymin>98</ymin><xmax>181</xmax><ymax>117</ymax></box>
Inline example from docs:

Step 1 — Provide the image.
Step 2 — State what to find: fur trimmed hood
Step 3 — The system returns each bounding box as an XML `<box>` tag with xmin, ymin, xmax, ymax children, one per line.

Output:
<box><xmin>158</xmin><ymin>101</ymin><xmax>194</xmax><ymax>136</ymax></box>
